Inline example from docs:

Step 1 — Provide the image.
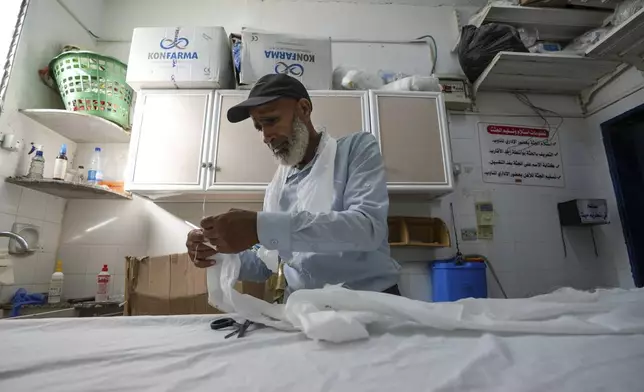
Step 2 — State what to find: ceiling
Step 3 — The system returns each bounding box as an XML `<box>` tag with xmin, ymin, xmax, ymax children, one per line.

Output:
<box><xmin>264</xmin><ymin>0</ymin><xmax>487</xmax><ymax>5</ymax></box>
<box><xmin>99</xmin><ymin>0</ymin><xmax>489</xmax><ymax>7</ymax></box>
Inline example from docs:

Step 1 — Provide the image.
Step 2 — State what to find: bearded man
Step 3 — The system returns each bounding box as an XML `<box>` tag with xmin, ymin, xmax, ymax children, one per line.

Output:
<box><xmin>186</xmin><ymin>74</ymin><xmax>401</xmax><ymax>296</ymax></box>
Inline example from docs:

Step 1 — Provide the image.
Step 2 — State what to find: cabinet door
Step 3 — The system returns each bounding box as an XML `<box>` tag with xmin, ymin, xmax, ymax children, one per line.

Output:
<box><xmin>209</xmin><ymin>92</ymin><xmax>278</xmax><ymax>188</ymax></box>
<box><xmin>371</xmin><ymin>91</ymin><xmax>451</xmax><ymax>188</ymax></box>
<box><xmin>127</xmin><ymin>90</ymin><xmax>212</xmax><ymax>191</ymax></box>
<box><xmin>309</xmin><ymin>91</ymin><xmax>370</xmax><ymax>139</ymax></box>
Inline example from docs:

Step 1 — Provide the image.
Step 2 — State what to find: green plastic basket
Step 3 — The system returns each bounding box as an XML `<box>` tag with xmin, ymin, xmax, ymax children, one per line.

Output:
<box><xmin>49</xmin><ymin>51</ymin><xmax>133</xmax><ymax>130</ymax></box>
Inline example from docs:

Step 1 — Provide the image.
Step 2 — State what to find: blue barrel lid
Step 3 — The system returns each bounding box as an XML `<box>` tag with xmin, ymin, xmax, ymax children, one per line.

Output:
<box><xmin>432</xmin><ymin>260</ymin><xmax>486</xmax><ymax>269</ymax></box>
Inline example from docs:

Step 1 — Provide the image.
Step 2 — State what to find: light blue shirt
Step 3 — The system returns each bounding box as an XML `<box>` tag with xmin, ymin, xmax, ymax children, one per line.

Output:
<box><xmin>238</xmin><ymin>131</ymin><xmax>401</xmax><ymax>292</ymax></box>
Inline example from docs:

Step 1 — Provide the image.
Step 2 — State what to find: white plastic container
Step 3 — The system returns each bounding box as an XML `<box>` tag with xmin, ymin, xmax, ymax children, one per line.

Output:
<box><xmin>87</xmin><ymin>147</ymin><xmax>103</xmax><ymax>185</ymax></box>
<box><xmin>47</xmin><ymin>260</ymin><xmax>64</xmax><ymax>304</ymax></box>
<box><xmin>240</xmin><ymin>30</ymin><xmax>332</xmax><ymax>89</ymax></box>
<box><xmin>53</xmin><ymin>144</ymin><xmax>68</xmax><ymax>180</ymax></box>
<box><xmin>126</xmin><ymin>26</ymin><xmax>234</xmax><ymax>90</ymax></box>
<box><xmin>95</xmin><ymin>264</ymin><xmax>111</xmax><ymax>302</ymax></box>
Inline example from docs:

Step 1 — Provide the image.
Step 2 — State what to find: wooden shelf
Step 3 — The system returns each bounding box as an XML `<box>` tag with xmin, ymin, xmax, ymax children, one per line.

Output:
<box><xmin>586</xmin><ymin>8</ymin><xmax>644</xmax><ymax>70</ymax></box>
<box><xmin>470</xmin><ymin>4</ymin><xmax>610</xmax><ymax>42</ymax></box>
<box><xmin>6</xmin><ymin>177</ymin><xmax>132</xmax><ymax>200</ymax></box>
<box><xmin>473</xmin><ymin>52</ymin><xmax>621</xmax><ymax>95</ymax></box>
<box><xmin>19</xmin><ymin>109</ymin><xmax>130</xmax><ymax>143</ymax></box>
<box><xmin>388</xmin><ymin>216</ymin><xmax>450</xmax><ymax>248</ymax></box>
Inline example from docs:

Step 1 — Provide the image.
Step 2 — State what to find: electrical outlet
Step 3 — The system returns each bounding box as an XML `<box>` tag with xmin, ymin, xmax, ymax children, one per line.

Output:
<box><xmin>477</xmin><ymin>226</ymin><xmax>494</xmax><ymax>240</ymax></box>
<box><xmin>461</xmin><ymin>228</ymin><xmax>478</xmax><ymax>241</ymax></box>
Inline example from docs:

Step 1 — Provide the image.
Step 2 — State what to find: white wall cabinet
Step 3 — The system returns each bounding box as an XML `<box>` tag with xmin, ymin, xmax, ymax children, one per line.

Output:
<box><xmin>308</xmin><ymin>91</ymin><xmax>370</xmax><ymax>139</ymax></box>
<box><xmin>126</xmin><ymin>90</ymin><xmax>213</xmax><ymax>192</ymax></box>
<box><xmin>126</xmin><ymin>89</ymin><xmax>452</xmax><ymax>198</ymax></box>
<box><xmin>370</xmin><ymin>91</ymin><xmax>453</xmax><ymax>194</ymax></box>
<box><xmin>208</xmin><ymin>91</ymin><xmax>279</xmax><ymax>190</ymax></box>
<box><xmin>207</xmin><ymin>90</ymin><xmax>371</xmax><ymax>191</ymax></box>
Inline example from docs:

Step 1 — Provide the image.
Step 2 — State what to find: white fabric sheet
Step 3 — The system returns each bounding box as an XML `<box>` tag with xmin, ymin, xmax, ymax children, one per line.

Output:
<box><xmin>207</xmin><ymin>274</ymin><xmax>644</xmax><ymax>342</ymax></box>
<box><xmin>1</xmin><ymin>313</ymin><xmax>644</xmax><ymax>392</ymax></box>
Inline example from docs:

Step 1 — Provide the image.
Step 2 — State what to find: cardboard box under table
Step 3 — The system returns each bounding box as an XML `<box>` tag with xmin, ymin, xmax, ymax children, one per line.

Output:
<box><xmin>125</xmin><ymin>254</ymin><xmax>266</xmax><ymax>315</ymax></box>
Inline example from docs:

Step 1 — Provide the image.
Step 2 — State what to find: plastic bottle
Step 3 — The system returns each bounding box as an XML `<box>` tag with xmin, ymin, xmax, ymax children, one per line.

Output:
<box><xmin>87</xmin><ymin>147</ymin><xmax>102</xmax><ymax>185</ymax></box>
<box><xmin>48</xmin><ymin>260</ymin><xmax>64</xmax><ymax>304</ymax></box>
<box><xmin>95</xmin><ymin>264</ymin><xmax>111</xmax><ymax>302</ymax></box>
<box><xmin>87</xmin><ymin>147</ymin><xmax>103</xmax><ymax>185</ymax></box>
<box><xmin>27</xmin><ymin>150</ymin><xmax>45</xmax><ymax>179</ymax></box>
<box><xmin>53</xmin><ymin>144</ymin><xmax>68</xmax><ymax>180</ymax></box>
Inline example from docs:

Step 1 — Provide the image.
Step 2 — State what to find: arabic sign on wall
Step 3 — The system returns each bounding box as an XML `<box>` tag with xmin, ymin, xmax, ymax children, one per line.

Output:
<box><xmin>478</xmin><ymin>123</ymin><xmax>564</xmax><ymax>187</ymax></box>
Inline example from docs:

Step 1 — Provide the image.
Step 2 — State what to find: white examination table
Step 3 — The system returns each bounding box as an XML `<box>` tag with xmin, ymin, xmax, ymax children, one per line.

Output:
<box><xmin>2</xmin><ymin>291</ymin><xmax>644</xmax><ymax>392</ymax></box>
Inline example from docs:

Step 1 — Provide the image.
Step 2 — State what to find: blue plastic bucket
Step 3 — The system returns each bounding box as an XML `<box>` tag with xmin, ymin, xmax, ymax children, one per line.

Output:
<box><xmin>431</xmin><ymin>258</ymin><xmax>487</xmax><ymax>302</ymax></box>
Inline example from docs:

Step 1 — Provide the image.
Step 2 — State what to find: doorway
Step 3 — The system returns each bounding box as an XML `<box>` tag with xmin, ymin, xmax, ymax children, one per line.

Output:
<box><xmin>601</xmin><ymin>103</ymin><xmax>644</xmax><ymax>288</ymax></box>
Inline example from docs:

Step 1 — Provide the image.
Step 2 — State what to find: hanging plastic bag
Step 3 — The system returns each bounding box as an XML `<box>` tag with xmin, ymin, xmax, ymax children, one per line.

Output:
<box><xmin>457</xmin><ymin>24</ymin><xmax>528</xmax><ymax>83</ymax></box>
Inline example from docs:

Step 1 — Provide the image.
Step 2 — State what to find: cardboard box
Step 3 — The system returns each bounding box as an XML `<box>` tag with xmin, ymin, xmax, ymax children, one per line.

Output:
<box><xmin>125</xmin><ymin>254</ymin><xmax>267</xmax><ymax>316</ymax></box>
<box><xmin>126</xmin><ymin>26</ymin><xmax>235</xmax><ymax>90</ymax></box>
<box><xmin>239</xmin><ymin>30</ymin><xmax>332</xmax><ymax>89</ymax></box>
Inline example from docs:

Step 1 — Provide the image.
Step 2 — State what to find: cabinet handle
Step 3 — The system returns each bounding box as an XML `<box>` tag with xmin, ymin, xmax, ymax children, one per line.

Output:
<box><xmin>207</xmin><ymin>162</ymin><xmax>214</xmax><ymax>169</ymax></box>
<box><xmin>201</xmin><ymin>162</ymin><xmax>207</xmax><ymax>168</ymax></box>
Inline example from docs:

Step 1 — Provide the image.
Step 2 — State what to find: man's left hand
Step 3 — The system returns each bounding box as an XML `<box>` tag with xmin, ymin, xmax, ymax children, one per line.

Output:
<box><xmin>201</xmin><ymin>209</ymin><xmax>259</xmax><ymax>254</ymax></box>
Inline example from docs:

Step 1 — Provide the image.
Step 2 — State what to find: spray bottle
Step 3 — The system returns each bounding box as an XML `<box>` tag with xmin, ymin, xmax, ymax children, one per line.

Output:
<box><xmin>17</xmin><ymin>143</ymin><xmax>42</xmax><ymax>177</ymax></box>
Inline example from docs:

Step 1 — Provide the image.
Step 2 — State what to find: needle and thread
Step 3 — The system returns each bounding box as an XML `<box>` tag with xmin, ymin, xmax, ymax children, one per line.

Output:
<box><xmin>186</xmin><ymin>193</ymin><xmax>217</xmax><ymax>264</ymax></box>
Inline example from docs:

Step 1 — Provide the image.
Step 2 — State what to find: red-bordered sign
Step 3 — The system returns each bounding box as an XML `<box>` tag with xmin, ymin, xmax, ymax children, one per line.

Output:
<box><xmin>487</xmin><ymin>125</ymin><xmax>549</xmax><ymax>138</ymax></box>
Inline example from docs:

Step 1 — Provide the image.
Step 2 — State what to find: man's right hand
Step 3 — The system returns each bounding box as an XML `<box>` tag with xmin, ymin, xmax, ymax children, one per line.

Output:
<box><xmin>186</xmin><ymin>229</ymin><xmax>217</xmax><ymax>268</ymax></box>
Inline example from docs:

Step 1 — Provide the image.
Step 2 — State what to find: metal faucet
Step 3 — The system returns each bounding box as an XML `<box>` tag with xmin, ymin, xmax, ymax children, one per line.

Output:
<box><xmin>0</xmin><ymin>231</ymin><xmax>30</xmax><ymax>252</ymax></box>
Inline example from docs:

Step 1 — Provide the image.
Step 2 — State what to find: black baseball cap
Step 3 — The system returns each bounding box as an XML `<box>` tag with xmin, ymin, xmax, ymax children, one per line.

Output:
<box><xmin>227</xmin><ymin>74</ymin><xmax>311</xmax><ymax>123</ymax></box>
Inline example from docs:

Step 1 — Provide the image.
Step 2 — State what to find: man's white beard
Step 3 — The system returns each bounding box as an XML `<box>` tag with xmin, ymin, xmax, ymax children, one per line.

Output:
<box><xmin>274</xmin><ymin>117</ymin><xmax>310</xmax><ymax>166</ymax></box>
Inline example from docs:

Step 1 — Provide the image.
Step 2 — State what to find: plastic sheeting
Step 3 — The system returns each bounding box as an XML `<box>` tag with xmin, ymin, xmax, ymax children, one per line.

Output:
<box><xmin>283</xmin><ymin>286</ymin><xmax>644</xmax><ymax>342</ymax></box>
<box><xmin>2</xmin><ymin>313</ymin><xmax>644</xmax><ymax>392</ymax></box>
<box><xmin>207</xmin><ymin>257</ymin><xmax>644</xmax><ymax>343</ymax></box>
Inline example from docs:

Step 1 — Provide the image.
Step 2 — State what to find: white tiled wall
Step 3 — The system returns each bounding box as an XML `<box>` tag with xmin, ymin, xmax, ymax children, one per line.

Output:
<box><xmin>56</xmin><ymin>198</ymin><xmax>149</xmax><ymax>299</ymax></box>
<box><xmin>0</xmin><ymin>0</ymin><xmax>94</xmax><ymax>303</ymax></box>
<box><xmin>424</xmin><ymin>113</ymin><xmax>628</xmax><ymax>298</ymax></box>
<box><xmin>0</xmin><ymin>185</ymin><xmax>67</xmax><ymax>302</ymax></box>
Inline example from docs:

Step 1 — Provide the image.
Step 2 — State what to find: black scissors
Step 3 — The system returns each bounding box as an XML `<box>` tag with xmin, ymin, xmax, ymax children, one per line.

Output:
<box><xmin>210</xmin><ymin>318</ymin><xmax>253</xmax><ymax>339</ymax></box>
